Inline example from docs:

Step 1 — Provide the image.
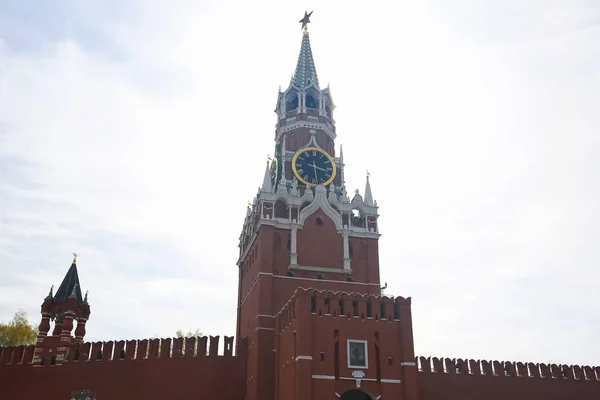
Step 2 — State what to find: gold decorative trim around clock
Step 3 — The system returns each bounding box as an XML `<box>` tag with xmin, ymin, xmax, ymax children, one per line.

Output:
<box><xmin>292</xmin><ymin>147</ymin><xmax>337</xmax><ymax>187</ymax></box>
<box><xmin>270</xmin><ymin>156</ymin><xmax>279</xmax><ymax>187</ymax></box>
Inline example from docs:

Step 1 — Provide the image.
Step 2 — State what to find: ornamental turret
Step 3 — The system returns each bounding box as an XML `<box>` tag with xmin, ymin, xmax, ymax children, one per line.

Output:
<box><xmin>33</xmin><ymin>255</ymin><xmax>91</xmax><ymax>366</ymax></box>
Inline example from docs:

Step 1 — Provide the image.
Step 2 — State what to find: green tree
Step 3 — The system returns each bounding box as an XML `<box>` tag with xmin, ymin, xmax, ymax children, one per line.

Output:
<box><xmin>175</xmin><ymin>328</ymin><xmax>203</xmax><ymax>338</ymax></box>
<box><xmin>0</xmin><ymin>310</ymin><xmax>38</xmax><ymax>347</ymax></box>
<box><xmin>175</xmin><ymin>328</ymin><xmax>206</xmax><ymax>356</ymax></box>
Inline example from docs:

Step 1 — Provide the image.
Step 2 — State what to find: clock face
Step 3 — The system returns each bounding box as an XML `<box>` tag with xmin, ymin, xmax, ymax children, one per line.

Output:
<box><xmin>270</xmin><ymin>157</ymin><xmax>279</xmax><ymax>189</ymax></box>
<box><xmin>292</xmin><ymin>147</ymin><xmax>336</xmax><ymax>187</ymax></box>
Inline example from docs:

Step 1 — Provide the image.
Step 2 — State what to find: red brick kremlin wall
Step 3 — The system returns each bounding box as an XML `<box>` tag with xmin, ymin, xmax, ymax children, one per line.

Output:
<box><xmin>1</xmin><ymin>334</ymin><xmax>599</xmax><ymax>399</ymax></box>
<box><xmin>418</xmin><ymin>355</ymin><xmax>600</xmax><ymax>400</ymax></box>
<box><xmin>0</xmin><ymin>336</ymin><xmax>247</xmax><ymax>400</ymax></box>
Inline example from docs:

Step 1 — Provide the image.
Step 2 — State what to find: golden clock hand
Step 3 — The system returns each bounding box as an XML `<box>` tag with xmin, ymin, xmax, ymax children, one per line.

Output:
<box><xmin>309</xmin><ymin>163</ymin><xmax>328</xmax><ymax>172</ymax></box>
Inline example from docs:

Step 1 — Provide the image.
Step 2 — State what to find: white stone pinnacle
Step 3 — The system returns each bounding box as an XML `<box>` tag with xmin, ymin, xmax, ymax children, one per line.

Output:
<box><xmin>262</xmin><ymin>161</ymin><xmax>273</xmax><ymax>193</ymax></box>
<box><xmin>364</xmin><ymin>175</ymin><xmax>374</xmax><ymax>206</ymax></box>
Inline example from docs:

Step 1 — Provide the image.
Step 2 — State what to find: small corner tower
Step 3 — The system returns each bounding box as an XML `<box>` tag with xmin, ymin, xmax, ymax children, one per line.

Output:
<box><xmin>33</xmin><ymin>255</ymin><xmax>91</xmax><ymax>366</ymax></box>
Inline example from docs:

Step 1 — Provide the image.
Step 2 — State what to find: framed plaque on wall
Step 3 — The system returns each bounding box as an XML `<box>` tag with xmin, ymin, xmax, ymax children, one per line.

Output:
<box><xmin>347</xmin><ymin>339</ymin><xmax>368</xmax><ymax>369</ymax></box>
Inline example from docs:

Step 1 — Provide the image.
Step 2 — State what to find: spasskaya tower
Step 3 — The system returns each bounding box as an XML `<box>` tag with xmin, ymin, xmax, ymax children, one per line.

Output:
<box><xmin>236</xmin><ymin>11</ymin><xmax>419</xmax><ymax>400</ymax></box>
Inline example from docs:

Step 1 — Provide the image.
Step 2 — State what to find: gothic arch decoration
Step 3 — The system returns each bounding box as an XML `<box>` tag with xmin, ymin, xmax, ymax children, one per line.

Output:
<box><xmin>285</xmin><ymin>89</ymin><xmax>299</xmax><ymax>111</ymax></box>
<box><xmin>273</xmin><ymin>189</ymin><xmax>292</xmax><ymax>206</ymax></box>
<box><xmin>350</xmin><ymin>194</ymin><xmax>367</xmax><ymax>214</ymax></box>
<box><xmin>300</xmin><ymin>201</ymin><xmax>311</xmax><ymax>213</ymax></box>
<box><xmin>305</xmin><ymin>88</ymin><xmax>319</xmax><ymax>109</ymax></box>
<box><xmin>295</xmin><ymin>286</ymin><xmax>382</xmax><ymax>301</ymax></box>
<box><xmin>298</xmin><ymin>185</ymin><xmax>343</xmax><ymax>230</ymax></box>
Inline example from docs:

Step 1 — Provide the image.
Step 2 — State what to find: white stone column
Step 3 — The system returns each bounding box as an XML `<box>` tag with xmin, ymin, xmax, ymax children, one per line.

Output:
<box><xmin>281</xmin><ymin>94</ymin><xmax>286</xmax><ymax>117</ymax></box>
<box><xmin>297</xmin><ymin>92</ymin><xmax>302</xmax><ymax>114</ymax></box>
<box><xmin>343</xmin><ymin>232</ymin><xmax>351</xmax><ymax>270</ymax></box>
<box><xmin>290</xmin><ymin>227</ymin><xmax>298</xmax><ymax>265</ymax></box>
<box><xmin>281</xmin><ymin>136</ymin><xmax>287</xmax><ymax>177</ymax></box>
<box><xmin>318</xmin><ymin>94</ymin><xmax>324</xmax><ymax>116</ymax></box>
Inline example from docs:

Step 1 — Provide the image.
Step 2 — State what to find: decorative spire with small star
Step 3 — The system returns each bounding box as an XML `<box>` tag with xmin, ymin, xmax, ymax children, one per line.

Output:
<box><xmin>292</xmin><ymin>11</ymin><xmax>320</xmax><ymax>88</ymax></box>
<box><xmin>299</xmin><ymin>10</ymin><xmax>313</xmax><ymax>32</ymax></box>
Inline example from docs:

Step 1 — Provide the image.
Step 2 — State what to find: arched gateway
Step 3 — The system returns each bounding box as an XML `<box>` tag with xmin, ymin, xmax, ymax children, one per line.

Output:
<box><xmin>340</xmin><ymin>388</ymin><xmax>376</xmax><ymax>400</ymax></box>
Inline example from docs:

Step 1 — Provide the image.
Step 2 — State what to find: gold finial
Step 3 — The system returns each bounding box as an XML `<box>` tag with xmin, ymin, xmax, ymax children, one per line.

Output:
<box><xmin>367</xmin><ymin>170</ymin><xmax>371</xmax><ymax>177</ymax></box>
<box><xmin>247</xmin><ymin>200</ymin><xmax>252</xmax><ymax>207</ymax></box>
<box><xmin>267</xmin><ymin>155</ymin><xmax>273</xmax><ymax>161</ymax></box>
<box><xmin>72</xmin><ymin>252</ymin><xmax>78</xmax><ymax>264</ymax></box>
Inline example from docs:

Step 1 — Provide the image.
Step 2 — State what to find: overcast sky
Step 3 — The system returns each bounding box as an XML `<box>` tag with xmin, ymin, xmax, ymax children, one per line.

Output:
<box><xmin>1</xmin><ymin>0</ymin><xmax>599</xmax><ymax>366</ymax></box>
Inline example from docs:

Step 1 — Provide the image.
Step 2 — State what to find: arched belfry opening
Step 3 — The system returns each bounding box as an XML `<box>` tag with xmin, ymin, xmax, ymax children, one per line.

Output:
<box><xmin>274</xmin><ymin>200</ymin><xmax>287</xmax><ymax>219</ymax></box>
<box><xmin>306</xmin><ymin>88</ymin><xmax>319</xmax><ymax>109</ymax></box>
<box><xmin>286</xmin><ymin>90</ymin><xmax>299</xmax><ymax>112</ymax></box>
<box><xmin>340</xmin><ymin>388</ymin><xmax>376</xmax><ymax>400</ymax></box>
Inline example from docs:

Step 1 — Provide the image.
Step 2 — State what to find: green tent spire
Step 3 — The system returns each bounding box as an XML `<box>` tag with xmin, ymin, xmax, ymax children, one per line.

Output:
<box><xmin>292</xmin><ymin>31</ymin><xmax>320</xmax><ymax>89</ymax></box>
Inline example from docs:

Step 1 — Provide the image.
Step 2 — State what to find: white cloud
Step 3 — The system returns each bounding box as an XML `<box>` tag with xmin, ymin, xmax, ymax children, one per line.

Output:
<box><xmin>0</xmin><ymin>0</ymin><xmax>599</xmax><ymax>365</ymax></box>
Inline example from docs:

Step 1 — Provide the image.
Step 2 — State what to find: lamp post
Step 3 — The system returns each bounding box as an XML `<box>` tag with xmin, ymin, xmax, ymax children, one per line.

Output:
<box><xmin>70</xmin><ymin>390</ymin><xmax>97</xmax><ymax>400</ymax></box>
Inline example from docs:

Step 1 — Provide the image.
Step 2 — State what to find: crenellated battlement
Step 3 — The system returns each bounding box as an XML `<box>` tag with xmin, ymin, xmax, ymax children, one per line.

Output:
<box><xmin>0</xmin><ymin>345</ymin><xmax>35</xmax><ymax>366</ymax></box>
<box><xmin>0</xmin><ymin>335</ymin><xmax>248</xmax><ymax>399</ymax></box>
<box><xmin>417</xmin><ymin>356</ymin><xmax>600</xmax><ymax>382</ymax></box>
<box><xmin>0</xmin><ymin>335</ymin><xmax>244</xmax><ymax>368</ymax></box>
<box><xmin>276</xmin><ymin>287</ymin><xmax>411</xmax><ymax>333</ymax></box>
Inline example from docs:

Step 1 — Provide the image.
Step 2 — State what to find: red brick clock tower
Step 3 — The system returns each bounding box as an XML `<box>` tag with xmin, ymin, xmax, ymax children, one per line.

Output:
<box><xmin>236</xmin><ymin>12</ymin><xmax>420</xmax><ymax>400</ymax></box>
